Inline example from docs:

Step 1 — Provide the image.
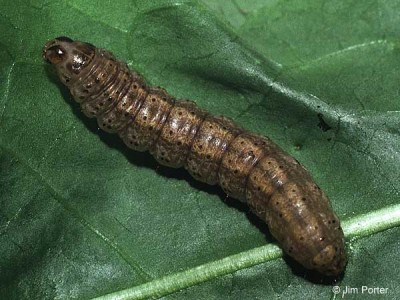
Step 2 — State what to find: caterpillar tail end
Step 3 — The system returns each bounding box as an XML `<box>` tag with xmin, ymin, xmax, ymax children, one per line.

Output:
<box><xmin>312</xmin><ymin>241</ymin><xmax>347</xmax><ymax>276</ymax></box>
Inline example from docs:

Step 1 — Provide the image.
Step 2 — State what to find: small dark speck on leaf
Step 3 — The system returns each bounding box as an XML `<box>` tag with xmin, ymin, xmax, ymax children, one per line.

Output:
<box><xmin>317</xmin><ymin>113</ymin><xmax>332</xmax><ymax>132</ymax></box>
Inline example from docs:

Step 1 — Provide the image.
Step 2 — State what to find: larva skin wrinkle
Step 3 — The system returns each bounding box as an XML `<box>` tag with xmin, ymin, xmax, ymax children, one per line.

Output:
<box><xmin>43</xmin><ymin>37</ymin><xmax>346</xmax><ymax>276</ymax></box>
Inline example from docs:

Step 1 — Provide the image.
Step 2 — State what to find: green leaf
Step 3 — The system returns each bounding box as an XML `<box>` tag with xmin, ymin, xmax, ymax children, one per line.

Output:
<box><xmin>1</xmin><ymin>0</ymin><xmax>399</xmax><ymax>299</ymax></box>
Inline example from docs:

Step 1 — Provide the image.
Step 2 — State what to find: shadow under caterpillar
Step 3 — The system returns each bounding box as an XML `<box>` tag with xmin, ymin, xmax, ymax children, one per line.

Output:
<box><xmin>42</xmin><ymin>36</ymin><xmax>346</xmax><ymax>276</ymax></box>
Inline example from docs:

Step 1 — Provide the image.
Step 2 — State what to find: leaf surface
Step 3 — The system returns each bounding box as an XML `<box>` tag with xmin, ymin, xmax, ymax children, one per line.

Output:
<box><xmin>1</xmin><ymin>0</ymin><xmax>399</xmax><ymax>299</ymax></box>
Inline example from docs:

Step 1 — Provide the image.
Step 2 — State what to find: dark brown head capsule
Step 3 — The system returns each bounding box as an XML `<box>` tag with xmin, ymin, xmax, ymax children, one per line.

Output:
<box><xmin>43</xmin><ymin>36</ymin><xmax>96</xmax><ymax>85</ymax></box>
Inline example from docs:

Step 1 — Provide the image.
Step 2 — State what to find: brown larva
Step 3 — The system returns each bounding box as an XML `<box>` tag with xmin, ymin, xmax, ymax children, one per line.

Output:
<box><xmin>43</xmin><ymin>36</ymin><xmax>346</xmax><ymax>276</ymax></box>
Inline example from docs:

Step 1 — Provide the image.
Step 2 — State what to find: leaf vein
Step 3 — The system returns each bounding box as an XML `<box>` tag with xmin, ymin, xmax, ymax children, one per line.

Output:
<box><xmin>0</xmin><ymin>143</ymin><xmax>153</xmax><ymax>282</ymax></box>
<box><xmin>93</xmin><ymin>203</ymin><xmax>400</xmax><ymax>300</ymax></box>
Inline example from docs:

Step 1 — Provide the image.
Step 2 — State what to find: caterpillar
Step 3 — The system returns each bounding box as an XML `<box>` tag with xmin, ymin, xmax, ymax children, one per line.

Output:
<box><xmin>42</xmin><ymin>36</ymin><xmax>346</xmax><ymax>276</ymax></box>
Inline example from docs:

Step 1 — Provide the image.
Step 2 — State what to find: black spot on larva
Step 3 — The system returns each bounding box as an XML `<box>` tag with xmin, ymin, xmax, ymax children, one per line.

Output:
<box><xmin>44</xmin><ymin>37</ymin><xmax>346</xmax><ymax>277</ymax></box>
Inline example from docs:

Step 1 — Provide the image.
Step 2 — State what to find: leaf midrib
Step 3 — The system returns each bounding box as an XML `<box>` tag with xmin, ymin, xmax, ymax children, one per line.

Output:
<box><xmin>93</xmin><ymin>204</ymin><xmax>400</xmax><ymax>300</ymax></box>
<box><xmin>1</xmin><ymin>143</ymin><xmax>399</xmax><ymax>300</ymax></box>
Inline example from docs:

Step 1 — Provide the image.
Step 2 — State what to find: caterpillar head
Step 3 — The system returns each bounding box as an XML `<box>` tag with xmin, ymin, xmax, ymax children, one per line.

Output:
<box><xmin>43</xmin><ymin>36</ymin><xmax>95</xmax><ymax>85</ymax></box>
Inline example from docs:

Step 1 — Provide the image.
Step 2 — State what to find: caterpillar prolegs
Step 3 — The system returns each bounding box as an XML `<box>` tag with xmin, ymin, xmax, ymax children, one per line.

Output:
<box><xmin>43</xmin><ymin>37</ymin><xmax>346</xmax><ymax>276</ymax></box>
